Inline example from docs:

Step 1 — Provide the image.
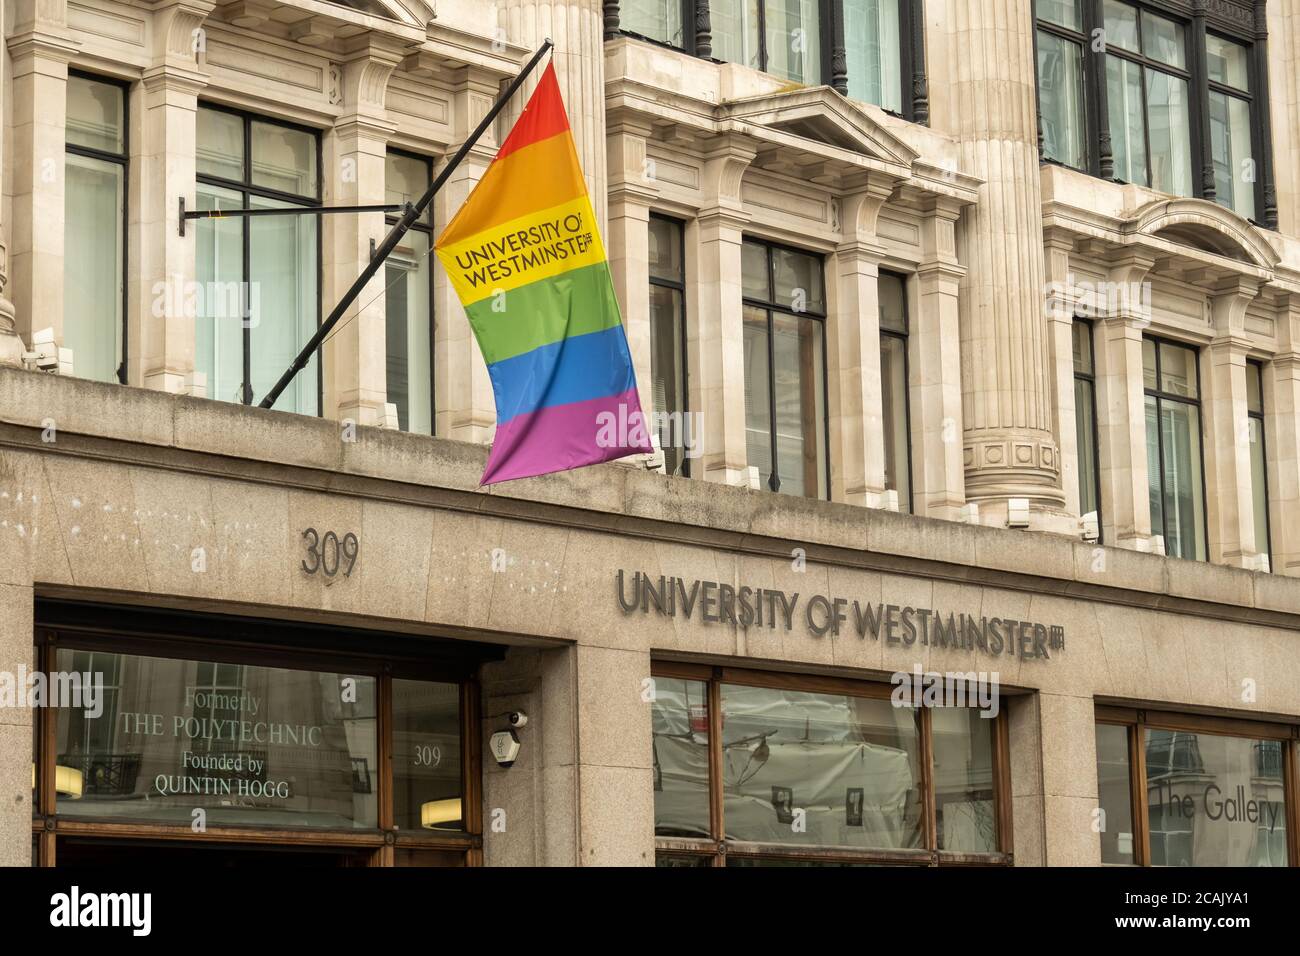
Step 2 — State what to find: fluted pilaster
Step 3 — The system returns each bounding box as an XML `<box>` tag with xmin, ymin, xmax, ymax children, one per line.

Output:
<box><xmin>942</xmin><ymin>0</ymin><xmax>1064</xmax><ymax>514</ymax></box>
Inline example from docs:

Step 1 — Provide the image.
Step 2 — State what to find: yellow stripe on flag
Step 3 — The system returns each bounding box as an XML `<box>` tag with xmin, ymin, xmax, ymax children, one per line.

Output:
<box><xmin>439</xmin><ymin>194</ymin><xmax>606</xmax><ymax>305</ymax></box>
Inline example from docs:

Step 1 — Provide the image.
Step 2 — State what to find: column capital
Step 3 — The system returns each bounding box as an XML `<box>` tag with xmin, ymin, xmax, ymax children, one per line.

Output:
<box><xmin>151</xmin><ymin>0</ymin><xmax>217</xmax><ymax>73</ymax></box>
<box><xmin>336</xmin><ymin>34</ymin><xmax>408</xmax><ymax>125</ymax></box>
<box><xmin>1209</xmin><ymin>275</ymin><xmax>1261</xmax><ymax>342</ymax></box>
<box><xmin>6</xmin><ymin>30</ymin><xmax>79</xmax><ymax>72</ymax></box>
<box><xmin>701</xmin><ymin>136</ymin><xmax>757</xmax><ymax>210</ymax></box>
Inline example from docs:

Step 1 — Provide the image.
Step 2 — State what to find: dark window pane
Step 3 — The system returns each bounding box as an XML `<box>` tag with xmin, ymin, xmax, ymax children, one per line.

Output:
<box><xmin>1072</xmin><ymin>319</ymin><xmax>1093</xmax><ymax>374</ymax></box>
<box><xmin>1037</xmin><ymin>0</ymin><xmax>1082</xmax><ymax>31</ymax></box>
<box><xmin>649</xmin><ymin>284</ymin><xmax>687</xmax><ymax>475</ymax></box>
<box><xmin>1038</xmin><ymin>31</ymin><xmax>1087</xmax><ymax>169</ymax></box>
<box><xmin>1095</xmin><ymin>724</ymin><xmax>1135</xmax><ymax>864</ymax></box>
<box><xmin>845</xmin><ymin>0</ymin><xmax>903</xmax><ymax>112</ymax></box>
<box><xmin>1158</xmin><ymin>342</ymin><xmax>1197</xmax><ymax>398</ymax></box>
<box><xmin>1145</xmin><ymin>730</ymin><xmax>1287</xmax><ymax>866</ymax></box>
<box><xmin>620</xmin><ymin>0</ymin><xmax>686</xmax><ymax>46</ymax></box>
<box><xmin>743</xmin><ymin>307</ymin><xmax>774</xmax><ymax>489</ymax></box>
<box><xmin>719</xmin><ymin>684</ymin><xmax>923</xmax><ymax>849</ymax></box>
<box><xmin>1159</xmin><ymin>400</ymin><xmax>1206</xmax><ymax>560</ymax></box>
<box><xmin>652</xmin><ymin>678</ymin><xmax>711</xmax><ymax>838</ymax></box>
<box><xmin>66</xmin><ymin>75</ymin><xmax>125</xmax><ymax>154</ymax></box>
<box><xmin>773</xmin><ymin>246</ymin><xmax>825</xmax><ymax>314</ymax></box>
<box><xmin>1107</xmin><ymin>56</ymin><xmax>1148</xmax><ymax>186</ymax></box>
<box><xmin>772</xmin><ymin>312</ymin><xmax>826</xmax><ymax>498</ymax></box>
<box><xmin>878</xmin><ymin>273</ymin><xmax>907</xmax><ymax>333</ymax></box>
<box><xmin>648</xmin><ymin>216</ymin><xmax>684</xmax><ymax>282</ymax></box>
<box><xmin>391</xmin><ymin>678</ymin><xmax>462</xmax><ymax>832</ymax></box>
<box><xmin>53</xmin><ymin>649</ymin><xmax>378</xmax><ymax>829</ymax></box>
<box><xmin>1075</xmin><ymin>377</ymin><xmax>1099</xmax><ymax>518</ymax></box>
<box><xmin>64</xmin><ymin>153</ymin><xmax>124</xmax><ymax>384</ymax></box>
<box><xmin>881</xmin><ymin>333</ymin><xmax>910</xmax><ymax>512</ymax></box>
<box><xmin>742</xmin><ymin>241</ymin><xmax>770</xmax><ymax>301</ymax></box>
<box><xmin>932</xmin><ymin>707</ymin><xmax>997</xmax><ymax>852</ymax></box>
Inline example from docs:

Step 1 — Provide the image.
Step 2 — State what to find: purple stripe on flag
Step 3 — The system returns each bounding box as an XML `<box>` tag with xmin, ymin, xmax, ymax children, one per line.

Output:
<box><xmin>481</xmin><ymin>387</ymin><xmax>653</xmax><ymax>485</ymax></box>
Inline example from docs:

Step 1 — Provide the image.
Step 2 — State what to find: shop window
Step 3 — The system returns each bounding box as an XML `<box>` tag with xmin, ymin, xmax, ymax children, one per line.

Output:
<box><xmin>195</xmin><ymin>106</ymin><xmax>321</xmax><ymax>413</ymax></box>
<box><xmin>32</xmin><ymin>610</ymin><xmax>482</xmax><ymax>866</ymax></box>
<box><xmin>651</xmin><ymin>665</ymin><xmax>1010</xmax><ymax>865</ymax></box>
<box><xmin>385</xmin><ymin>151</ymin><xmax>435</xmax><ymax>435</ymax></box>
<box><xmin>1095</xmin><ymin>709</ymin><xmax>1294</xmax><ymax>866</ymax></box>
<box><xmin>1073</xmin><ymin>319</ymin><xmax>1102</xmax><ymax>538</ymax></box>
<box><xmin>1143</xmin><ymin>336</ymin><xmax>1206</xmax><ymax>560</ymax></box>
<box><xmin>742</xmin><ymin>239</ymin><xmax>829</xmax><ymax>499</ymax></box>
<box><xmin>64</xmin><ymin>73</ymin><xmax>127</xmax><ymax>385</ymax></box>
<box><xmin>879</xmin><ymin>273</ymin><xmax>912</xmax><ymax>513</ymax></box>
<box><xmin>648</xmin><ymin>215</ymin><xmax>690</xmax><ymax>477</ymax></box>
<box><xmin>1246</xmin><ymin>360</ymin><xmax>1271</xmax><ymax>570</ymax></box>
<box><xmin>1032</xmin><ymin>0</ymin><xmax>1274</xmax><ymax>227</ymax></box>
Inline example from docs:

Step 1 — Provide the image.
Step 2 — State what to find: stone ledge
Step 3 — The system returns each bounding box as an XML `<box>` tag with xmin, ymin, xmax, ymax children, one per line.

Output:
<box><xmin>2</xmin><ymin>367</ymin><xmax>1298</xmax><ymax>622</ymax></box>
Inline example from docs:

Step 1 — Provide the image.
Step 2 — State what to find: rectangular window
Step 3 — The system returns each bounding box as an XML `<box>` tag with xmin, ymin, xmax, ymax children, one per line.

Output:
<box><xmin>1246</xmin><ymin>361</ymin><xmax>1271</xmax><ymax>570</ymax></box>
<box><xmin>1104</xmin><ymin>1</ymin><xmax>1193</xmax><ymax>197</ymax></box>
<box><xmin>742</xmin><ymin>239</ymin><xmax>828</xmax><ymax>499</ymax></box>
<box><xmin>1096</xmin><ymin>710</ymin><xmax>1292</xmax><ymax>866</ymax></box>
<box><xmin>1206</xmin><ymin>34</ymin><xmax>1255</xmax><ymax>221</ymax></box>
<box><xmin>385</xmin><ymin>151</ymin><xmax>434</xmax><ymax>435</ymax></box>
<box><xmin>64</xmin><ymin>73</ymin><xmax>127</xmax><ymax>385</ymax></box>
<box><xmin>879</xmin><ymin>273</ymin><xmax>911</xmax><ymax>513</ymax></box>
<box><xmin>712</xmin><ymin>0</ymin><xmax>825</xmax><ymax>86</ymax></box>
<box><xmin>1073</xmin><ymin>320</ymin><xmax>1102</xmax><ymax>537</ymax></box>
<box><xmin>1035</xmin><ymin>0</ymin><xmax>1087</xmax><ymax>170</ymax></box>
<box><xmin>648</xmin><ymin>215</ymin><xmax>689</xmax><ymax>477</ymax></box>
<box><xmin>34</xmin><ymin>612</ymin><xmax>481</xmax><ymax>866</ymax></box>
<box><xmin>652</xmin><ymin>665</ymin><xmax>1010</xmax><ymax>865</ymax></box>
<box><xmin>1143</xmin><ymin>337</ymin><xmax>1206</xmax><ymax>561</ymax></box>
<box><xmin>844</xmin><ymin>0</ymin><xmax>903</xmax><ymax>112</ymax></box>
<box><xmin>620</xmin><ymin>0</ymin><xmax>687</xmax><ymax>47</ymax></box>
<box><xmin>196</xmin><ymin>106</ymin><xmax>320</xmax><ymax>414</ymax></box>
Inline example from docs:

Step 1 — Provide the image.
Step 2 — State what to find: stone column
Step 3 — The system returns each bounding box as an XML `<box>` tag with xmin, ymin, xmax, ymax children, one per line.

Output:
<box><xmin>434</xmin><ymin>66</ymin><xmax>500</xmax><ymax>443</ymax></box>
<box><xmin>605</xmin><ymin>117</ymin><xmax>658</xmax><ymax>424</ymax></box>
<box><xmin>7</xmin><ymin>0</ymin><xmax>78</xmax><ymax>352</ymax></box>
<box><xmin>912</xmin><ymin>197</ymin><xmax>968</xmax><ymax>520</ymax></box>
<box><xmin>500</xmin><ymin>0</ymin><xmax>608</xmax><ymax>233</ymax></box>
<box><xmin>321</xmin><ymin>38</ymin><xmax>403</xmax><ymax>427</ymax></box>
<box><xmin>136</xmin><ymin>0</ymin><xmax>213</xmax><ymax>393</ymax></box>
<box><xmin>1268</xmin><ymin>295</ymin><xmax>1300</xmax><ymax>576</ymax></box>
<box><xmin>693</xmin><ymin>137</ymin><xmax>754</xmax><ymax>488</ymax></box>
<box><xmin>1204</xmin><ymin>278</ymin><xmax>1264</xmax><ymax>568</ymax></box>
<box><xmin>827</xmin><ymin>178</ymin><xmax>893</xmax><ymax>507</ymax></box>
<box><xmin>1095</xmin><ymin>255</ymin><xmax>1157</xmax><ymax>551</ymax></box>
<box><xmin>938</xmin><ymin>0</ymin><xmax>1064</xmax><ymax>523</ymax></box>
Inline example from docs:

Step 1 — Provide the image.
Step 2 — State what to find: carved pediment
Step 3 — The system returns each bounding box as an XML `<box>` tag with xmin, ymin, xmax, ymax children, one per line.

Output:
<box><xmin>1130</xmin><ymin>198</ymin><xmax>1279</xmax><ymax>271</ymax></box>
<box><xmin>720</xmin><ymin>86</ymin><xmax>919</xmax><ymax>169</ymax></box>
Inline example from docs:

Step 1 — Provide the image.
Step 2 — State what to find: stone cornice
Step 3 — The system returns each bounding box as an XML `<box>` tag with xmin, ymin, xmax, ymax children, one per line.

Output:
<box><xmin>2</xmin><ymin>367</ymin><xmax>1298</xmax><ymax>634</ymax></box>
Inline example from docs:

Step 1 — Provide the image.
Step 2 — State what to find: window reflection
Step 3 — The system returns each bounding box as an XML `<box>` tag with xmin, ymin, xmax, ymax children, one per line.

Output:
<box><xmin>1145</xmin><ymin>730</ymin><xmax>1287</xmax><ymax>867</ymax></box>
<box><xmin>719</xmin><ymin>685</ymin><xmax>923</xmax><ymax>850</ymax></box>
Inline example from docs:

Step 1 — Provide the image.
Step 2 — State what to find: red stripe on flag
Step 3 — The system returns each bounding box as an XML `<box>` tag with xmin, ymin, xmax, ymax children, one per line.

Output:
<box><xmin>495</xmin><ymin>62</ymin><xmax>571</xmax><ymax>162</ymax></box>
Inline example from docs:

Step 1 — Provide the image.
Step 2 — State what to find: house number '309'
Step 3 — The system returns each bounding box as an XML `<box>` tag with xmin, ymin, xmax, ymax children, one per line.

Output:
<box><xmin>301</xmin><ymin>529</ymin><xmax>359</xmax><ymax>577</ymax></box>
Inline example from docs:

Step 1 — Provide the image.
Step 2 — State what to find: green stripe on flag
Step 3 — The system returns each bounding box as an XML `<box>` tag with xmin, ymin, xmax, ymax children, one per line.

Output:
<box><xmin>464</xmin><ymin>261</ymin><xmax>624</xmax><ymax>366</ymax></box>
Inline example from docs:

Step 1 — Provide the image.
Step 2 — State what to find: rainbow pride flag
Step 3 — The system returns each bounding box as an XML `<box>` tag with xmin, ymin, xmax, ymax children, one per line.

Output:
<box><xmin>435</xmin><ymin>63</ymin><xmax>653</xmax><ymax>485</ymax></box>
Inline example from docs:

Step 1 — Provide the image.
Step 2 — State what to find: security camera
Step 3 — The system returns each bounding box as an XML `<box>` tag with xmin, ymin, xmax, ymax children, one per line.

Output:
<box><xmin>507</xmin><ymin>710</ymin><xmax>528</xmax><ymax>728</ymax></box>
<box><xmin>489</xmin><ymin>729</ymin><xmax>521</xmax><ymax>768</ymax></box>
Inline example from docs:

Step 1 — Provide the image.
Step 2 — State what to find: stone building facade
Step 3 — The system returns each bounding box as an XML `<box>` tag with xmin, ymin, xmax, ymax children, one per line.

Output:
<box><xmin>0</xmin><ymin>0</ymin><xmax>1298</xmax><ymax>866</ymax></box>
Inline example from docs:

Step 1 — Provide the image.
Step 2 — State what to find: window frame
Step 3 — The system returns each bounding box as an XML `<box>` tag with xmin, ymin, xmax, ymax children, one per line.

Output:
<box><xmin>1095</xmin><ymin>705</ymin><xmax>1300</xmax><ymax>867</ymax></box>
<box><xmin>1143</xmin><ymin>333</ymin><xmax>1209</xmax><ymax>561</ymax></box>
<box><xmin>648</xmin><ymin>212</ymin><xmax>691</xmax><ymax>478</ymax></box>
<box><xmin>879</xmin><ymin>270</ymin><xmax>914</xmax><ymax>513</ymax></box>
<box><xmin>651</xmin><ymin>661</ymin><xmax>1014</xmax><ymax>867</ymax></box>
<box><xmin>1032</xmin><ymin>0</ymin><xmax>1275</xmax><ymax>227</ymax></box>
<box><xmin>1246</xmin><ymin>357</ymin><xmax>1271</xmax><ymax>569</ymax></box>
<box><xmin>741</xmin><ymin>236</ymin><xmax>832</xmax><ymax>499</ymax></box>
<box><xmin>31</xmin><ymin>603</ymin><xmax>488</xmax><ymax>867</ymax></box>
<box><xmin>1073</xmin><ymin>317</ymin><xmax>1104</xmax><ymax>541</ymax></box>
<box><xmin>194</xmin><ymin>103</ymin><xmax>324</xmax><ymax>411</ymax></box>
<box><xmin>384</xmin><ymin>147</ymin><xmax>437</xmax><ymax>436</ymax></box>
<box><xmin>64</xmin><ymin>69</ymin><xmax>130</xmax><ymax>386</ymax></box>
<box><xmin>613</xmin><ymin>1</ymin><xmax>925</xmax><ymax>121</ymax></box>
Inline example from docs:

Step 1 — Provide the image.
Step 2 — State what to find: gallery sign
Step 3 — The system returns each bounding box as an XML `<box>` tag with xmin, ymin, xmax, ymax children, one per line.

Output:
<box><xmin>616</xmin><ymin>570</ymin><xmax>1065</xmax><ymax>661</ymax></box>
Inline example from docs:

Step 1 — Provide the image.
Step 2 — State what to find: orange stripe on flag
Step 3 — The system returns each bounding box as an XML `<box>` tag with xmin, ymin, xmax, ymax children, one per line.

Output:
<box><xmin>436</xmin><ymin>131</ymin><xmax>584</xmax><ymax>249</ymax></box>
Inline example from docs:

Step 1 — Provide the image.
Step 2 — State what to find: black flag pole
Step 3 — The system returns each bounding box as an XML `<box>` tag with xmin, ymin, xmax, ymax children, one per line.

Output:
<box><xmin>259</xmin><ymin>37</ymin><xmax>555</xmax><ymax>411</ymax></box>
